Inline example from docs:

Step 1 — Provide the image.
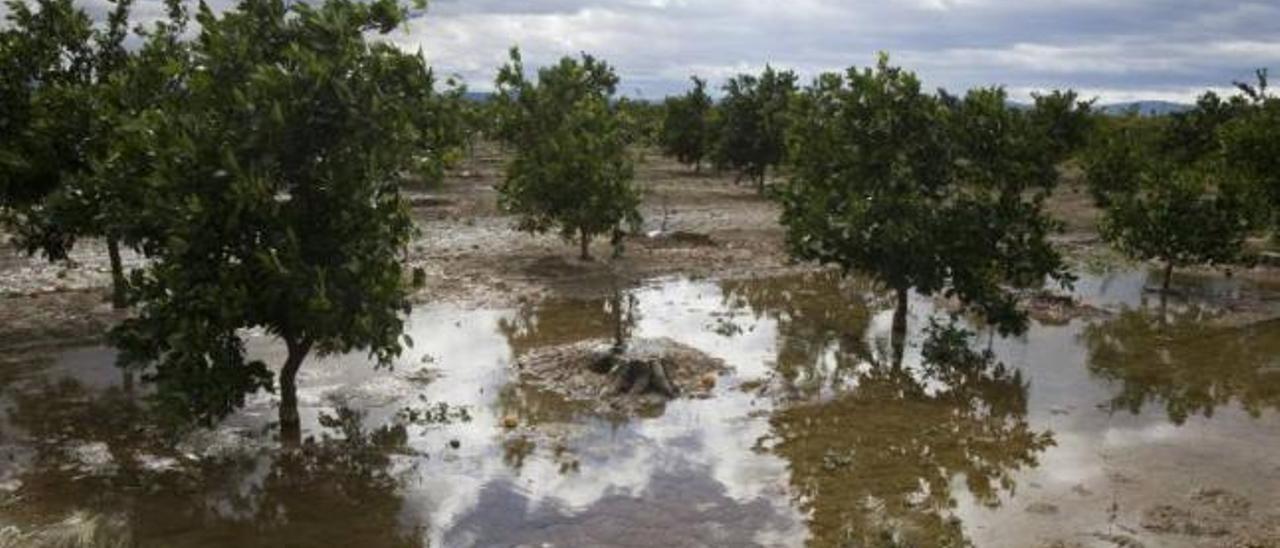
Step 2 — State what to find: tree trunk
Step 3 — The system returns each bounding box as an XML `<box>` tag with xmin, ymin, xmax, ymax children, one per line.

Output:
<box><xmin>694</xmin><ymin>159</ymin><xmax>701</xmax><ymax>174</ymax></box>
<box><xmin>1162</xmin><ymin>261</ymin><xmax>1175</xmax><ymax>293</ymax></box>
<box><xmin>892</xmin><ymin>287</ymin><xmax>909</xmax><ymax>337</ymax></box>
<box><xmin>579</xmin><ymin>230</ymin><xmax>592</xmax><ymax>262</ymax></box>
<box><xmin>610</xmin><ymin>227</ymin><xmax>624</xmax><ymax>260</ymax></box>
<box><xmin>891</xmin><ymin>287</ymin><xmax>909</xmax><ymax>366</ymax></box>
<box><xmin>279</xmin><ymin>337</ymin><xmax>312</xmax><ymax>447</ymax></box>
<box><xmin>612</xmin><ymin>290</ymin><xmax>626</xmax><ymax>352</ymax></box>
<box><xmin>106</xmin><ymin>236</ymin><xmax>126</xmax><ymax>309</ymax></box>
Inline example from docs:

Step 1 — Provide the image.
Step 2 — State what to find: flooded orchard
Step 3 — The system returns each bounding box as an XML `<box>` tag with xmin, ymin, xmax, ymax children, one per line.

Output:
<box><xmin>6</xmin><ymin>0</ymin><xmax>1280</xmax><ymax>544</ymax></box>
<box><xmin>2</xmin><ymin>268</ymin><xmax>1279</xmax><ymax>547</ymax></box>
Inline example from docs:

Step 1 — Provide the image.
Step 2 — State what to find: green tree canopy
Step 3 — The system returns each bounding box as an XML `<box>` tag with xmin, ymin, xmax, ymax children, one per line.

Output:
<box><xmin>109</xmin><ymin>0</ymin><xmax>440</xmax><ymax>440</ymax></box>
<box><xmin>781</xmin><ymin>55</ymin><xmax>1089</xmax><ymax>338</ymax></box>
<box><xmin>713</xmin><ymin>65</ymin><xmax>796</xmax><ymax>191</ymax></box>
<box><xmin>1160</xmin><ymin>89</ymin><xmax>1249</xmax><ymax>164</ymax></box>
<box><xmin>493</xmin><ymin>48</ymin><xmax>640</xmax><ymax>261</ymax></box>
<box><xmin>659</xmin><ymin>76</ymin><xmax>714</xmax><ymax>171</ymax></box>
<box><xmin>616</xmin><ymin>97</ymin><xmax>663</xmax><ymax>149</ymax></box>
<box><xmin>1085</xmin><ymin>87</ymin><xmax>1261</xmax><ymax>292</ymax></box>
<box><xmin>0</xmin><ymin>0</ymin><xmax>98</xmax><ymax>216</ymax></box>
<box><xmin>0</xmin><ymin>0</ymin><xmax>144</xmax><ymax>306</ymax></box>
<box><xmin>1221</xmin><ymin>70</ymin><xmax>1280</xmax><ymax>230</ymax></box>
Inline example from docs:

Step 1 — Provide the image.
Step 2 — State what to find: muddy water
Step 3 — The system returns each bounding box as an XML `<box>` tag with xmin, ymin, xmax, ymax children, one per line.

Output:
<box><xmin>2</xmin><ymin>268</ymin><xmax>1280</xmax><ymax>547</ymax></box>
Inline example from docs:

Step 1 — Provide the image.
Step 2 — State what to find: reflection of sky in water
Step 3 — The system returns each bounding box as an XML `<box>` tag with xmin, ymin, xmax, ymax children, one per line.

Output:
<box><xmin>2</xmin><ymin>268</ymin><xmax>1280</xmax><ymax>546</ymax></box>
<box><xmin>232</xmin><ymin>280</ymin><xmax>809</xmax><ymax>547</ymax></box>
<box><xmin>1070</xmin><ymin>265</ymin><xmax>1280</xmax><ymax>311</ymax></box>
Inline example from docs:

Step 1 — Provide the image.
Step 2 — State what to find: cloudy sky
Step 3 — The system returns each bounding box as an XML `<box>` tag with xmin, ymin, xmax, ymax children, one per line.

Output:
<box><xmin>380</xmin><ymin>0</ymin><xmax>1280</xmax><ymax>103</ymax></box>
<box><xmin>11</xmin><ymin>0</ymin><xmax>1279</xmax><ymax>102</ymax></box>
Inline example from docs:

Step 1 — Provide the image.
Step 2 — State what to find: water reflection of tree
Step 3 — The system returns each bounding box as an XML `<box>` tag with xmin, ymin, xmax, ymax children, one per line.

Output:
<box><xmin>768</xmin><ymin>323</ymin><xmax>1053</xmax><ymax>547</ymax></box>
<box><xmin>5</xmin><ymin>375</ymin><xmax>146</xmax><ymax>471</ymax></box>
<box><xmin>172</xmin><ymin>408</ymin><xmax>424</xmax><ymax>548</ymax></box>
<box><xmin>496</xmin><ymin>380</ymin><xmax>605</xmax><ymax>430</ymax></box>
<box><xmin>1084</xmin><ymin>307</ymin><xmax>1280</xmax><ymax>424</ymax></box>
<box><xmin>5</xmin><ymin>376</ymin><xmax>425</xmax><ymax>547</ymax></box>
<box><xmin>495</xmin><ymin>288</ymin><xmax>640</xmax><ymax>429</ymax></box>
<box><xmin>721</xmin><ymin>271</ymin><xmax>876</xmax><ymax>397</ymax></box>
<box><xmin>497</xmin><ymin>288</ymin><xmax>639</xmax><ymax>357</ymax></box>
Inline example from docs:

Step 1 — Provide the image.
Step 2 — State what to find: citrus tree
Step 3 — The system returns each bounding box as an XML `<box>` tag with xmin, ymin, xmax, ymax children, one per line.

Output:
<box><xmin>617</xmin><ymin>98</ymin><xmax>663</xmax><ymax>150</ymax></box>
<box><xmin>493</xmin><ymin>48</ymin><xmax>640</xmax><ymax>261</ymax></box>
<box><xmin>410</xmin><ymin>74</ymin><xmax>470</xmax><ymax>187</ymax></box>
<box><xmin>781</xmin><ymin>55</ymin><xmax>1089</xmax><ymax>338</ymax></box>
<box><xmin>1085</xmin><ymin>89</ymin><xmax>1260</xmax><ymax>292</ymax></box>
<box><xmin>660</xmin><ymin>76</ymin><xmax>714</xmax><ymax>172</ymax></box>
<box><xmin>714</xmin><ymin>66</ymin><xmax>796</xmax><ymax>191</ymax></box>
<box><xmin>0</xmin><ymin>0</ymin><xmax>137</xmax><ymax>306</ymax></box>
<box><xmin>110</xmin><ymin>0</ymin><xmax>440</xmax><ymax>440</ymax></box>
<box><xmin>0</xmin><ymin>0</ymin><xmax>97</xmax><ymax>229</ymax></box>
<box><xmin>1221</xmin><ymin>70</ymin><xmax>1280</xmax><ymax>230</ymax></box>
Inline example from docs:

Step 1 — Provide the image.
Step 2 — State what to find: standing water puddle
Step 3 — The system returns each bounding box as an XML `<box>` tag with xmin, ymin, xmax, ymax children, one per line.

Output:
<box><xmin>2</xmin><ymin>268</ymin><xmax>1279</xmax><ymax>547</ymax></box>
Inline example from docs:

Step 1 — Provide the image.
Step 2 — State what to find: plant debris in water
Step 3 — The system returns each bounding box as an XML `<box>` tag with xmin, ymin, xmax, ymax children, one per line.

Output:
<box><xmin>513</xmin><ymin>337</ymin><xmax>729</xmax><ymax>415</ymax></box>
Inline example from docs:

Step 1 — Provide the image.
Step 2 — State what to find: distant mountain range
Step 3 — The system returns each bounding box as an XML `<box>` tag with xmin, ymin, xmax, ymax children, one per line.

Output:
<box><xmin>1095</xmin><ymin>100</ymin><xmax>1192</xmax><ymax>116</ymax></box>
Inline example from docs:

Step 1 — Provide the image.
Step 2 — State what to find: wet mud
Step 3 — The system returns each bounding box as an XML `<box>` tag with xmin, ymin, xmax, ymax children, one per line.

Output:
<box><xmin>3</xmin><ymin>153</ymin><xmax>1280</xmax><ymax>546</ymax></box>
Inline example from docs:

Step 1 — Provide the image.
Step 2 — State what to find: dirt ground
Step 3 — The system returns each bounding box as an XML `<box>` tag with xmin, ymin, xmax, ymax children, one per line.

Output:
<box><xmin>1</xmin><ymin>145</ymin><xmax>1278</xmax><ymax>349</ymax></box>
<box><xmin>0</xmin><ymin>145</ymin><xmax>808</xmax><ymax>352</ymax></box>
<box><xmin>402</xmin><ymin>144</ymin><xmax>803</xmax><ymax>306</ymax></box>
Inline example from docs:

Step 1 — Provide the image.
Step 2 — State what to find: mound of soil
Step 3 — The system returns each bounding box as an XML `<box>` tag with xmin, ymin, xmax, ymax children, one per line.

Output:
<box><xmin>513</xmin><ymin>337</ymin><xmax>729</xmax><ymax>415</ymax></box>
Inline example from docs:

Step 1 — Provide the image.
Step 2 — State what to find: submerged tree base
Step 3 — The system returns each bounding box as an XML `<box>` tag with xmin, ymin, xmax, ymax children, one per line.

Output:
<box><xmin>513</xmin><ymin>337</ymin><xmax>729</xmax><ymax>415</ymax></box>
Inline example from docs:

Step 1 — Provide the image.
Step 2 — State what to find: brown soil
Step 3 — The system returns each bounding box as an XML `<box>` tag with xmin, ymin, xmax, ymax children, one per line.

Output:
<box><xmin>4</xmin><ymin>143</ymin><xmax>1280</xmax><ymax>352</ymax></box>
<box><xmin>0</xmin><ymin>144</ymin><xmax>802</xmax><ymax>353</ymax></box>
<box><xmin>402</xmin><ymin>144</ymin><xmax>799</xmax><ymax>308</ymax></box>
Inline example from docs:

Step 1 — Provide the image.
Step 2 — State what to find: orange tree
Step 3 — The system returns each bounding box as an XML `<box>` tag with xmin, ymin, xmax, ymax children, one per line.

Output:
<box><xmin>781</xmin><ymin>55</ymin><xmax>1090</xmax><ymax>338</ymax></box>
<box><xmin>1085</xmin><ymin>89</ymin><xmax>1262</xmax><ymax>292</ymax></box>
<box><xmin>492</xmin><ymin>48</ymin><xmax>640</xmax><ymax>261</ymax></box>
<box><xmin>713</xmin><ymin>66</ymin><xmax>796</xmax><ymax>191</ymax></box>
<box><xmin>659</xmin><ymin>76</ymin><xmax>714</xmax><ymax>172</ymax></box>
<box><xmin>110</xmin><ymin>0</ymin><xmax>446</xmax><ymax>439</ymax></box>
<box><xmin>0</xmin><ymin>0</ymin><xmax>144</xmax><ymax>307</ymax></box>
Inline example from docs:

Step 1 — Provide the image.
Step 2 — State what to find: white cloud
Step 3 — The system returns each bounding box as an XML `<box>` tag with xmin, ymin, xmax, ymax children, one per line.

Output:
<box><xmin>7</xmin><ymin>0</ymin><xmax>1278</xmax><ymax>103</ymax></box>
<box><xmin>383</xmin><ymin>0</ymin><xmax>1280</xmax><ymax>102</ymax></box>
